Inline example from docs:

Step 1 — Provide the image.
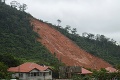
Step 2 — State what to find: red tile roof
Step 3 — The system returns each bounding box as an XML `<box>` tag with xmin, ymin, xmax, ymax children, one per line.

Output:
<box><xmin>105</xmin><ymin>67</ymin><xmax>117</xmax><ymax>73</ymax></box>
<box><xmin>81</xmin><ymin>68</ymin><xmax>92</xmax><ymax>74</ymax></box>
<box><xmin>77</xmin><ymin>68</ymin><xmax>92</xmax><ymax>74</ymax></box>
<box><xmin>8</xmin><ymin>62</ymin><xmax>49</xmax><ymax>72</ymax></box>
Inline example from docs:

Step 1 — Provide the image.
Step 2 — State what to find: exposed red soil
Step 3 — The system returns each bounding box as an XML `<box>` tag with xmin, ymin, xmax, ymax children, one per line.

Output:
<box><xmin>31</xmin><ymin>18</ymin><xmax>112</xmax><ymax>69</ymax></box>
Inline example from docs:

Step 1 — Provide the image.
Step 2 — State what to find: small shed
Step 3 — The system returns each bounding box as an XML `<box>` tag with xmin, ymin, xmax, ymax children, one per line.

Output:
<box><xmin>81</xmin><ymin>68</ymin><xmax>92</xmax><ymax>75</ymax></box>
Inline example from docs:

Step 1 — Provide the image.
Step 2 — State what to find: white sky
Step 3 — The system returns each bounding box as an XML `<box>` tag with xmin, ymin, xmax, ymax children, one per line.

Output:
<box><xmin>6</xmin><ymin>0</ymin><xmax>120</xmax><ymax>44</ymax></box>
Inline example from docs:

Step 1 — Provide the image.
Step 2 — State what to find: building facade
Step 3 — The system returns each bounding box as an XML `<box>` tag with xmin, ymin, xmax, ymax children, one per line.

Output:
<box><xmin>8</xmin><ymin>62</ymin><xmax>52</xmax><ymax>80</ymax></box>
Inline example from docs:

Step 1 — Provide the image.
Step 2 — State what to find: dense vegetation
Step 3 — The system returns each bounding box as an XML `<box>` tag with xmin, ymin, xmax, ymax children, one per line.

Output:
<box><xmin>46</xmin><ymin>21</ymin><xmax>120</xmax><ymax>66</ymax></box>
<box><xmin>72</xmin><ymin>68</ymin><xmax>120</xmax><ymax>80</ymax></box>
<box><xmin>45</xmin><ymin>22</ymin><xmax>120</xmax><ymax>79</ymax></box>
<box><xmin>0</xmin><ymin>2</ymin><xmax>63</xmax><ymax>79</ymax></box>
<box><xmin>1</xmin><ymin>1</ymin><xmax>120</xmax><ymax>79</ymax></box>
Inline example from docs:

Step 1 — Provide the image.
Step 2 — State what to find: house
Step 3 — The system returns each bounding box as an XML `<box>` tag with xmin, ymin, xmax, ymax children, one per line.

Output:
<box><xmin>76</xmin><ymin>67</ymin><xmax>92</xmax><ymax>77</ymax></box>
<box><xmin>59</xmin><ymin>66</ymin><xmax>92</xmax><ymax>78</ymax></box>
<box><xmin>59</xmin><ymin>66</ymin><xmax>81</xmax><ymax>78</ymax></box>
<box><xmin>81</xmin><ymin>68</ymin><xmax>92</xmax><ymax>75</ymax></box>
<box><xmin>8</xmin><ymin>62</ymin><xmax>52</xmax><ymax>80</ymax></box>
<box><xmin>76</xmin><ymin>67</ymin><xmax>92</xmax><ymax>75</ymax></box>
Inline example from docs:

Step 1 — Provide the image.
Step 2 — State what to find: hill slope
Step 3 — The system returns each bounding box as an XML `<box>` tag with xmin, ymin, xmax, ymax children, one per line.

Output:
<box><xmin>31</xmin><ymin>18</ymin><xmax>112</xmax><ymax>69</ymax></box>
<box><xmin>49</xmin><ymin>24</ymin><xmax>120</xmax><ymax>66</ymax></box>
<box><xmin>0</xmin><ymin>3</ymin><xmax>61</xmax><ymax>68</ymax></box>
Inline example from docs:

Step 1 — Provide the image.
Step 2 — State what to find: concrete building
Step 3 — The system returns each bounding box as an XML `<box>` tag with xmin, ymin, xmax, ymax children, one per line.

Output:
<box><xmin>8</xmin><ymin>62</ymin><xmax>52</xmax><ymax>80</ymax></box>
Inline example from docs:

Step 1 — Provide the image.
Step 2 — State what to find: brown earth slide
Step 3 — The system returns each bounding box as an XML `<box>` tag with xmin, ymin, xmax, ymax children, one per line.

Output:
<box><xmin>31</xmin><ymin>18</ymin><xmax>112</xmax><ymax>69</ymax></box>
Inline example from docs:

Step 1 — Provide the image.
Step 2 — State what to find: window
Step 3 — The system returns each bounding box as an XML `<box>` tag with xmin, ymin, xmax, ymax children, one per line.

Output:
<box><xmin>43</xmin><ymin>72</ymin><xmax>45</xmax><ymax>76</ymax></box>
<box><xmin>30</xmin><ymin>72</ymin><xmax>34</xmax><ymax>77</ymax></box>
<box><xmin>39</xmin><ymin>72</ymin><xmax>43</xmax><ymax>76</ymax></box>
<box><xmin>34</xmin><ymin>72</ymin><xmax>37</xmax><ymax>76</ymax></box>
<box><xmin>28</xmin><ymin>73</ymin><xmax>30</xmax><ymax>77</ymax></box>
<box><xmin>19</xmin><ymin>73</ymin><xmax>23</xmax><ymax>78</ymax></box>
<box><xmin>28</xmin><ymin>72</ymin><xmax>42</xmax><ymax>77</ymax></box>
<box><xmin>49</xmin><ymin>71</ymin><xmax>51</xmax><ymax>75</ymax></box>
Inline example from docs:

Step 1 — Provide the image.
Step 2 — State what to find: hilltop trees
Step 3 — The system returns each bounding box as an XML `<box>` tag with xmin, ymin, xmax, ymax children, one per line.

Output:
<box><xmin>10</xmin><ymin>0</ymin><xmax>27</xmax><ymax>11</ymax></box>
<box><xmin>47</xmin><ymin>19</ymin><xmax>120</xmax><ymax>66</ymax></box>
<box><xmin>57</xmin><ymin>19</ymin><xmax>61</xmax><ymax>27</ymax></box>
<box><xmin>65</xmin><ymin>25</ymin><xmax>71</xmax><ymax>32</ymax></box>
<box><xmin>20</xmin><ymin>3</ymin><xmax>27</xmax><ymax>11</ymax></box>
<box><xmin>10</xmin><ymin>1</ymin><xmax>18</xmax><ymax>8</ymax></box>
<box><xmin>0</xmin><ymin>0</ymin><xmax>5</xmax><ymax>4</ymax></box>
<box><xmin>71</xmin><ymin>28</ymin><xmax>77</xmax><ymax>34</ymax></box>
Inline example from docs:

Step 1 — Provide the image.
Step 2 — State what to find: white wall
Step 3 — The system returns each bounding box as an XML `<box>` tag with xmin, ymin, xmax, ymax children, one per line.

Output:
<box><xmin>12</xmin><ymin>69</ymin><xmax>52</xmax><ymax>80</ymax></box>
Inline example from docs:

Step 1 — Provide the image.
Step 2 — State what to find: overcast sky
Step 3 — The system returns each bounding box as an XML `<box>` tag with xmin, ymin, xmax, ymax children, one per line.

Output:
<box><xmin>6</xmin><ymin>0</ymin><xmax>120</xmax><ymax>44</ymax></box>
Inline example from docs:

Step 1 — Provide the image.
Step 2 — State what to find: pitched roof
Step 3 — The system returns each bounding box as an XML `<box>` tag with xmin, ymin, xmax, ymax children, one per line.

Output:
<box><xmin>81</xmin><ymin>68</ymin><xmax>92</xmax><ymax>74</ymax></box>
<box><xmin>77</xmin><ymin>68</ymin><xmax>92</xmax><ymax>74</ymax></box>
<box><xmin>8</xmin><ymin>62</ymin><xmax>49</xmax><ymax>72</ymax></box>
<box><xmin>105</xmin><ymin>67</ymin><xmax>117</xmax><ymax>73</ymax></box>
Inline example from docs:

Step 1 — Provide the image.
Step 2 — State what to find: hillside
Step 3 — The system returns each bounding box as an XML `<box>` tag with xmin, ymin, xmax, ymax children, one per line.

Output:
<box><xmin>0</xmin><ymin>3</ymin><xmax>62</xmax><ymax>68</ymax></box>
<box><xmin>1</xmin><ymin>2</ymin><xmax>120</xmax><ymax>79</ymax></box>
<box><xmin>49</xmin><ymin>24</ymin><xmax>120</xmax><ymax>66</ymax></box>
<box><xmin>31</xmin><ymin>18</ymin><xmax>112</xmax><ymax>69</ymax></box>
<box><xmin>0</xmin><ymin>2</ymin><xmax>118</xmax><ymax>70</ymax></box>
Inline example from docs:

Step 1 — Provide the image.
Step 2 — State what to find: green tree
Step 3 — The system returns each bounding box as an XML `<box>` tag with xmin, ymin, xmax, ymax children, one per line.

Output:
<box><xmin>65</xmin><ymin>25</ymin><xmax>71</xmax><ymax>33</ymax></box>
<box><xmin>10</xmin><ymin>1</ymin><xmax>18</xmax><ymax>8</ymax></box>
<box><xmin>71</xmin><ymin>28</ymin><xmax>77</xmax><ymax>34</ymax></box>
<box><xmin>57</xmin><ymin>19</ymin><xmax>61</xmax><ymax>26</ymax></box>
<box><xmin>72</xmin><ymin>75</ymin><xmax>82</xmax><ymax>80</ymax></box>
<box><xmin>116</xmin><ymin>64</ymin><xmax>120</xmax><ymax>72</ymax></box>
<box><xmin>92</xmin><ymin>68</ymin><xmax>109</xmax><ymax>80</ymax></box>
<box><xmin>20</xmin><ymin>3</ymin><xmax>27</xmax><ymax>11</ymax></box>
<box><xmin>0</xmin><ymin>53</ymin><xmax>21</xmax><ymax>67</ymax></box>
<box><xmin>0</xmin><ymin>62</ymin><xmax>10</xmax><ymax>79</ymax></box>
<box><xmin>115</xmin><ymin>64</ymin><xmax>120</xmax><ymax>78</ymax></box>
<box><xmin>0</xmin><ymin>0</ymin><xmax>5</xmax><ymax>3</ymax></box>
